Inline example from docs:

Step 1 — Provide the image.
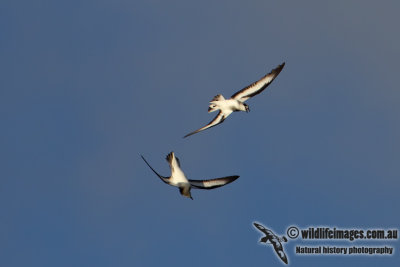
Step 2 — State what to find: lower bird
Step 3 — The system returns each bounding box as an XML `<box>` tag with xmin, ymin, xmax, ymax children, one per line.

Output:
<box><xmin>254</xmin><ymin>222</ymin><xmax>289</xmax><ymax>264</ymax></box>
<box><xmin>184</xmin><ymin>62</ymin><xmax>285</xmax><ymax>138</ymax></box>
<box><xmin>141</xmin><ymin>152</ymin><xmax>239</xmax><ymax>199</ymax></box>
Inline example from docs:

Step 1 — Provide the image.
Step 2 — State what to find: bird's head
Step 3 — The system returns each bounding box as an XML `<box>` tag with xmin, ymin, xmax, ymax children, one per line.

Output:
<box><xmin>184</xmin><ymin>191</ymin><xmax>193</xmax><ymax>200</ymax></box>
<box><xmin>179</xmin><ymin>186</ymin><xmax>193</xmax><ymax>200</ymax></box>
<box><xmin>244</xmin><ymin>103</ymin><xmax>250</xmax><ymax>113</ymax></box>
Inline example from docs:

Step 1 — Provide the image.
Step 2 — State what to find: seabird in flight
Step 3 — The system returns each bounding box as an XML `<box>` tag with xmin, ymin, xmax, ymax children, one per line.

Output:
<box><xmin>141</xmin><ymin>152</ymin><xmax>239</xmax><ymax>199</ymax></box>
<box><xmin>253</xmin><ymin>222</ymin><xmax>289</xmax><ymax>264</ymax></box>
<box><xmin>184</xmin><ymin>62</ymin><xmax>285</xmax><ymax>138</ymax></box>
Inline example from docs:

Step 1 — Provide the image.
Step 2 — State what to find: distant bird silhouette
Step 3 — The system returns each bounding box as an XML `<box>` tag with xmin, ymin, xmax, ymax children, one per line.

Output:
<box><xmin>184</xmin><ymin>62</ymin><xmax>285</xmax><ymax>138</ymax></box>
<box><xmin>253</xmin><ymin>222</ymin><xmax>288</xmax><ymax>264</ymax></box>
<box><xmin>141</xmin><ymin>152</ymin><xmax>239</xmax><ymax>199</ymax></box>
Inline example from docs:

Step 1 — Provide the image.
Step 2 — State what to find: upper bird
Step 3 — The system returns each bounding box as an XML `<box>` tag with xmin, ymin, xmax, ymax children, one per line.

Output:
<box><xmin>141</xmin><ymin>152</ymin><xmax>239</xmax><ymax>199</ymax></box>
<box><xmin>184</xmin><ymin>62</ymin><xmax>285</xmax><ymax>138</ymax></box>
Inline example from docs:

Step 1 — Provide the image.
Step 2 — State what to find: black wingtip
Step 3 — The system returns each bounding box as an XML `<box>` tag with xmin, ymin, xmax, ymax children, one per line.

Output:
<box><xmin>274</xmin><ymin>62</ymin><xmax>285</xmax><ymax>74</ymax></box>
<box><xmin>140</xmin><ymin>154</ymin><xmax>150</xmax><ymax>166</ymax></box>
<box><xmin>183</xmin><ymin>131</ymin><xmax>196</xmax><ymax>138</ymax></box>
<box><xmin>224</xmin><ymin>175</ymin><xmax>240</xmax><ymax>186</ymax></box>
<box><xmin>224</xmin><ymin>175</ymin><xmax>240</xmax><ymax>185</ymax></box>
<box><xmin>253</xmin><ymin>222</ymin><xmax>265</xmax><ymax>231</ymax></box>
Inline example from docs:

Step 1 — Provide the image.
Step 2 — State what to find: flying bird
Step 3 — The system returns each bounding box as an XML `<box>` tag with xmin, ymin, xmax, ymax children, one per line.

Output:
<box><xmin>141</xmin><ymin>152</ymin><xmax>239</xmax><ymax>199</ymax></box>
<box><xmin>253</xmin><ymin>222</ymin><xmax>289</xmax><ymax>264</ymax></box>
<box><xmin>184</xmin><ymin>62</ymin><xmax>285</xmax><ymax>138</ymax></box>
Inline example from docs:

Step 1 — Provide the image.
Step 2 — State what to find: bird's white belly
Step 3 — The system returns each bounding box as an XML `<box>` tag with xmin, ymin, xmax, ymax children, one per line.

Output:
<box><xmin>217</xmin><ymin>99</ymin><xmax>241</xmax><ymax>112</ymax></box>
<box><xmin>170</xmin><ymin>168</ymin><xmax>189</xmax><ymax>186</ymax></box>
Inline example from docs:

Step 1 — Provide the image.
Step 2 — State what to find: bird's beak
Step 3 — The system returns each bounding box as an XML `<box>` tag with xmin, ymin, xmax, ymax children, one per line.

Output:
<box><xmin>246</xmin><ymin>106</ymin><xmax>250</xmax><ymax>113</ymax></box>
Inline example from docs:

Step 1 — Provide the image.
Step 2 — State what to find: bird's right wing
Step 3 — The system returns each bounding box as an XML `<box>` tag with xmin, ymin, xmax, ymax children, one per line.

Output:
<box><xmin>183</xmin><ymin>111</ymin><xmax>226</xmax><ymax>138</ymax></box>
<box><xmin>189</xmin><ymin>175</ymin><xmax>239</xmax><ymax>189</ymax></box>
<box><xmin>141</xmin><ymin>155</ymin><xmax>169</xmax><ymax>184</ymax></box>
<box><xmin>231</xmin><ymin>62</ymin><xmax>285</xmax><ymax>102</ymax></box>
<box><xmin>273</xmin><ymin>245</ymin><xmax>289</xmax><ymax>264</ymax></box>
<box><xmin>253</xmin><ymin>222</ymin><xmax>269</xmax><ymax>235</ymax></box>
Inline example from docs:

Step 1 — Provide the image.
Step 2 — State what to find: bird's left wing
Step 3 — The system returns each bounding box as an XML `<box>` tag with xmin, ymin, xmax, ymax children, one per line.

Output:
<box><xmin>189</xmin><ymin>175</ymin><xmax>239</xmax><ymax>189</ymax></box>
<box><xmin>273</xmin><ymin>245</ymin><xmax>289</xmax><ymax>264</ymax></box>
<box><xmin>141</xmin><ymin>155</ymin><xmax>170</xmax><ymax>184</ymax></box>
<box><xmin>183</xmin><ymin>111</ymin><xmax>226</xmax><ymax>138</ymax></box>
<box><xmin>231</xmin><ymin>62</ymin><xmax>285</xmax><ymax>102</ymax></box>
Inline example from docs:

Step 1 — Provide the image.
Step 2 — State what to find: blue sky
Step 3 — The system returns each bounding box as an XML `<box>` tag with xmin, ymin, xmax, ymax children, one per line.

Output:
<box><xmin>1</xmin><ymin>0</ymin><xmax>399</xmax><ymax>266</ymax></box>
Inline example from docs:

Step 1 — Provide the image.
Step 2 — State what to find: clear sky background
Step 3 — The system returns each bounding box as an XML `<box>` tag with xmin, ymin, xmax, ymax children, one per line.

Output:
<box><xmin>1</xmin><ymin>0</ymin><xmax>399</xmax><ymax>266</ymax></box>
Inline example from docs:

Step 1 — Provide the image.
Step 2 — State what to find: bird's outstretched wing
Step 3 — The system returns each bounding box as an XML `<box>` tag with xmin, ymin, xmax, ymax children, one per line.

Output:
<box><xmin>183</xmin><ymin>111</ymin><xmax>226</xmax><ymax>138</ymax></box>
<box><xmin>254</xmin><ymin>222</ymin><xmax>270</xmax><ymax>235</ymax></box>
<box><xmin>189</xmin><ymin>175</ymin><xmax>239</xmax><ymax>189</ymax></box>
<box><xmin>140</xmin><ymin>155</ymin><xmax>170</xmax><ymax>184</ymax></box>
<box><xmin>231</xmin><ymin>62</ymin><xmax>285</xmax><ymax>102</ymax></box>
<box><xmin>273</xmin><ymin>246</ymin><xmax>289</xmax><ymax>264</ymax></box>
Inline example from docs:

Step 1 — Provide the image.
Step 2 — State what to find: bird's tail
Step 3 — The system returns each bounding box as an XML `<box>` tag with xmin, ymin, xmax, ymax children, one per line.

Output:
<box><xmin>166</xmin><ymin>152</ymin><xmax>174</xmax><ymax>164</ymax></box>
